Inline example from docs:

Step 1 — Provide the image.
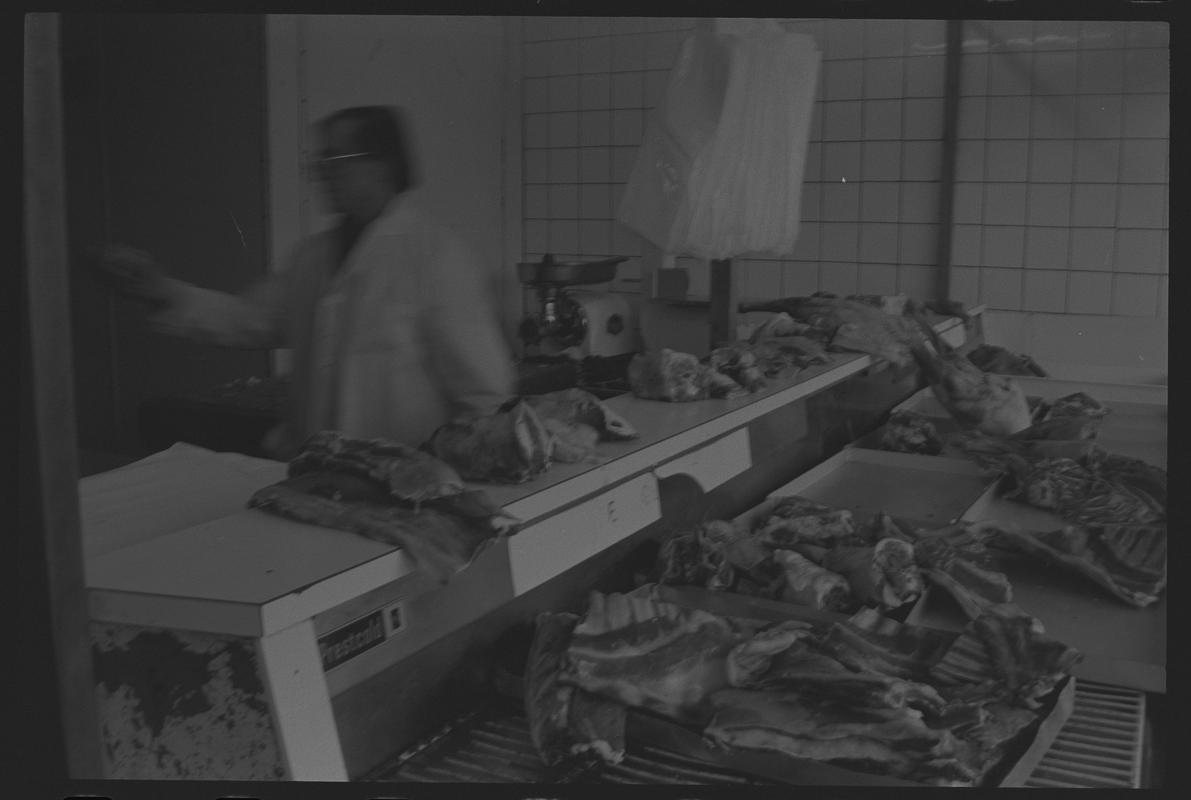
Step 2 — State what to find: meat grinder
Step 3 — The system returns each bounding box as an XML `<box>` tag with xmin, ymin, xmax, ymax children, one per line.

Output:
<box><xmin>516</xmin><ymin>254</ymin><xmax>638</xmax><ymax>358</ymax></box>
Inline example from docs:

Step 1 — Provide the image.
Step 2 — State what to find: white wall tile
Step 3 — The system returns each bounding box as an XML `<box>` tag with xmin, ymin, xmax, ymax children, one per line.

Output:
<box><xmin>1122</xmin><ymin>94</ymin><xmax>1169</xmax><ymax>139</ymax></box>
<box><xmin>549</xmin><ymin>220</ymin><xmax>579</xmax><ymax>252</ymax></box>
<box><xmin>791</xmin><ymin>222</ymin><xmax>820</xmax><ymax>261</ymax></box>
<box><xmin>821</xmin><ymin>182</ymin><xmax>860</xmax><ymax>221</ymax></box>
<box><xmin>1066</xmin><ymin>271</ymin><xmax>1113</xmax><ymax>314</ymax></box>
<box><xmin>903</xmin><ymin>98</ymin><xmax>944</xmax><ymax>139</ymax></box>
<box><xmin>1111</xmin><ymin>273</ymin><xmax>1160</xmax><ymax>317</ymax></box>
<box><xmin>1119</xmin><ymin>139</ymin><xmax>1169</xmax><ymax>184</ymax></box>
<box><xmin>902</xmin><ymin>141</ymin><xmax>942</xmax><ymax>181</ymax></box>
<box><xmin>899</xmin><ymin>224</ymin><xmax>939</xmax><ymax>265</ymax></box>
<box><xmin>1024</xmin><ymin>227</ymin><xmax>1070</xmax><ymax>270</ymax></box>
<box><xmin>905</xmin><ymin>20</ymin><xmax>948</xmax><ymax>54</ymax></box>
<box><xmin>549</xmin><ymin>112</ymin><xmax>580</xmax><ymax>147</ymax></box>
<box><xmin>524</xmin><ymin>41</ymin><xmax>552</xmax><ymax>77</ymax></box>
<box><xmin>987</xmin><ymin>20</ymin><xmax>1036</xmax><ymax>52</ymax></box>
<box><xmin>1070</xmin><ymin>183</ymin><xmax>1117</xmax><ymax>227</ymax></box>
<box><xmin>548</xmin><ymin>148</ymin><xmax>579</xmax><ymax>183</ymax></box>
<box><xmin>981</xmin><ymin>226</ymin><xmax>1025</xmax><ymax>267</ymax></box>
<box><xmin>578</xmin><ymin>110</ymin><xmax>611</xmax><ymax>146</ymax></box>
<box><xmin>1028</xmin><ymin>140</ymin><xmax>1075</xmax><ymax>182</ymax></box>
<box><xmin>546</xmin><ymin>17</ymin><xmax>580</xmax><ymax>41</ymax></box>
<box><xmin>1079</xmin><ymin>21</ymin><xmax>1128</xmax><ymax>50</ymax></box>
<box><xmin>1068</xmin><ymin>228</ymin><xmax>1115</xmax><ymax>271</ymax></box>
<box><xmin>611</xmin><ymin>33</ymin><xmax>646</xmax><ymax>72</ymax></box>
<box><xmin>1023</xmin><ymin>269</ymin><xmax>1068</xmax><ymax>312</ymax></box>
<box><xmin>1124</xmin><ymin>49</ymin><xmax>1169</xmax><ymax>94</ymax></box>
<box><xmin>983</xmin><ymin>183</ymin><xmax>1029</xmax><ymax>226</ymax></box>
<box><xmin>801</xmin><ymin>183</ymin><xmax>821</xmax><ymax>221</ymax></box>
<box><xmin>548</xmin><ymin>39</ymin><xmax>580</xmax><ymax>75</ymax></box>
<box><xmin>864</xmin><ymin>20</ymin><xmax>905</xmax><ymax>58</ymax></box>
<box><xmin>522</xmin><ymin>18</ymin><xmax>552</xmax><ymax>43</ymax></box>
<box><xmin>820</xmin><ymin>222</ymin><xmax>859</xmax><ymax>261</ymax></box>
<box><xmin>862</xmin><ymin>141</ymin><xmax>902</xmax><ymax>181</ymax></box>
<box><xmin>548</xmin><ymin>75</ymin><xmax>579</xmax><ymax>111</ymax></box>
<box><xmin>578</xmin><ymin>35</ymin><xmax>612</xmax><ymax>74</ymax></box>
<box><xmin>1032</xmin><ymin>51</ymin><xmax>1078</xmax><ymax>94</ymax></box>
<box><xmin>959</xmin><ymin>53</ymin><xmax>989</xmax><ymax>96</ymax></box>
<box><xmin>822</xmin><ymin>142</ymin><xmax>861</xmax><ymax>181</ymax></box>
<box><xmin>524</xmin><ymin>184</ymin><xmax>550</xmax><ymax>218</ymax></box>
<box><xmin>525</xmin><ymin>219</ymin><xmax>550</xmax><ymax>252</ymax></box>
<box><xmin>1128</xmin><ymin>21</ymin><xmax>1169</xmax><ymax>49</ymax></box>
<box><xmin>900</xmin><ymin>183</ymin><xmax>940</xmax><ymax>224</ymax></box>
<box><xmin>611</xmin><ymin>109</ymin><xmax>643</xmax><ymax>146</ymax></box>
<box><xmin>610</xmin><ymin>146</ymin><xmax>637</xmax><ymax>182</ymax></box>
<box><xmin>525</xmin><ymin>148</ymin><xmax>550</xmax><ymax>182</ymax></box>
<box><xmin>861</xmin><ymin>183</ymin><xmax>900</xmax><ymax>222</ymax></box>
<box><xmin>1032</xmin><ymin>21</ymin><xmax>1082</xmax><ymax>50</ymax></box>
<box><xmin>860</xmin><ymin>223</ymin><xmax>899</xmax><ymax>264</ymax></box>
<box><xmin>985</xmin><ymin>140</ymin><xmax>1029</xmax><ymax>182</ymax></box>
<box><xmin>1073</xmin><ymin>139</ymin><xmax>1120</xmax><ymax>183</ymax></box>
<box><xmin>859</xmin><ymin>262</ymin><xmax>900</xmax><ymax>295</ymax></box>
<box><xmin>1076</xmin><ymin>49</ymin><xmax>1124</xmax><ymax>94</ymax></box>
<box><xmin>824</xmin><ymin>19</ymin><xmax>865</xmax><ymax>60</ymax></box>
<box><xmin>905</xmin><ymin>54</ymin><xmax>946</xmax><ymax>97</ymax></box>
<box><xmin>980</xmin><ymin>267</ymin><xmax>1023</xmax><ymax>310</ymax></box>
<box><xmin>987</xmin><ymin>50</ymin><xmax>1033</xmax><ymax>96</ymax></box>
<box><xmin>824</xmin><ymin>59</ymin><xmax>864</xmax><ymax>101</ymax></box>
<box><xmin>819</xmin><ymin>262</ymin><xmax>859</xmax><ymax>297</ymax></box>
<box><xmin>1029</xmin><ymin>95</ymin><xmax>1077</xmax><ymax>139</ymax></box>
<box><xmin>524</xmin><ymin>77</ymin><xmax>550</xmax><ymax>112</ymax></box>
<box><xmin>954</xmin><ymin>139</ymin><xmax>985</xmax><ymax>181</ymax></box>
<box><xmin>952</xmin><ymin>184</ymin><xmax>983</xmax><ymax>225</ymax></box>
<box><xmin>1026</xmin><ymin>184</ymin><xmax>1072</xmax><ymax>227</ymax></box>
<box><xmin>986</xmin><ymin>96</ymin><xmax>1031</xmax><ymax>138</ymax></box>
<box><xmin>579</xmin><ymin>184</ymin><xmax>611</xmax><ymax>219</ymax></box>
<box><xmin>1114</xmin><ymin>229</ymin><xmax>1166</xmax><ymax>273</ymax></box>
<box><xmin>1075</xmin><ymin>94</ymin><xmax>1123</xmax><ymax>138</ymax></box>
<box><xmin>579</xmin><ymin>148</ymin><xmax>610</xmax><ymax>182</ymax></box>
<box><xmin>578</xmin><ymin>219</ymin><xmax>611</xmax><ymax>254</ymax></box>
<box><xmin>644</xmin><ymin>70</ymin><xmax>669</xmax><ymax>108</ymax></box>
<box><xmin>1117</xmin><ymin>185</ymin><xmax>1168</xmax><ymax>230</ymax></box>
<box><xmin>863</xmin><ymin>99</ymin><xmax>903</xmax><ymax>141</ymax></box>
<box><xmin>804</xmin><ymin>142</ymin><xmax>822</xmax><ymax>181</ymax></box>
<box><xmin>580</xmin><ymin>73</ymin><xmax>611</xmax><ymax>109</ymax></box>
<box><xmin>897</xmin><ymin>264</ymin><xmax>938</xmax><ymax>299</ymax></box>
<box><xmin>610</xmin><ymin>71</ymin><xmax>644</xmax><ymax>108</ymax></box>
<box><xmin>949</xmin><ymin>266</ymin><xmax>981</xmax><ymax>306</ymax></box>
<box><xmin>823</xmin><ymin>101</ymin><xmax>864</xmax><ymax>141</ymax></box>
<box><xmin>951</xmin><ymin>224</ymin><xmax>984</xmax><ymax>267</ymax></box>
<box><xmin>782</xmin><ymin>262</ymin><xmax>821</xmax><ymax>295</ymax></box>
<box><xmin>524</xmin><ymin>113</ymin><xmax>550</xmax><ymax>148</ymax></box>
<box><xmin>548</xmin><ymin>184</ymin><xmax>578</xmax><ymax>218</ymax></box>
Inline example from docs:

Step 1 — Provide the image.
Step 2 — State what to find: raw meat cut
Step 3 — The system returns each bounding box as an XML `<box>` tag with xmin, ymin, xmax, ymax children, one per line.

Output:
<box><xmin>289</xmin><ymin>430</ymin><xmax>466</xmax><ymax>503</ymax></box>
<box><xmin>524</xmin><ymin>612</ymin><xmax>627</xmax><ymax>767</ymax></box>
<box><xmin>428</xmin><ymin>398</ymin><xmax>553</xmax><ymax>483</ymax></box>
<box><xmin>628</xmin><ymin>349</ymin><xmax>713</xmax><ymax>402</ymax></box>
<box><xmin>880</xmin><ymin>411</ymin><xmax>943</xmax><ymax>455</ymax></box>
<box><xmin>523</xmin><ymin>388</ymin><xmax>639</xmax><ymax>440</ymax></box>
<box><xmin>559</xmin><ymin>589</ymin><xmax>745</xmax><ymax>724</ymax></box>
<box><xmin>908</xmin><ymin>311</ymin><xmax>1033</xmax><ymax>436</ymax></box>
<box><xmin>821</xmin><ymin>538</ymin><xmax>924</xmax><ymax>610</ymax></box>
<box><xmin>773</xmin><ymin>550</ymin><xmax>854</xmax><ymax>612</ymax></box>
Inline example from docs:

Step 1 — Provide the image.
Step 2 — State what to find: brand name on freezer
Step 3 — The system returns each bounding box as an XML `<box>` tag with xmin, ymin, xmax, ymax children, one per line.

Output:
<box><xmin>318</xmin><ymin>601</ymin><xmax>405</xmax><ymax>671</ymax></box>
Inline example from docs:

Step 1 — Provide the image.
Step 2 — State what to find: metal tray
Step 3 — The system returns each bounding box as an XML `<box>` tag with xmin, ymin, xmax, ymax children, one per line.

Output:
<box><xmin>765</xmin><ymin>448</ymin><xmax>999</xmax><ymax>531</ymax></box>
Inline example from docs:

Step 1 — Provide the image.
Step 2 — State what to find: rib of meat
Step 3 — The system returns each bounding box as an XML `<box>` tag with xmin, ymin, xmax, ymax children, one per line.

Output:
<box><xmin>725</xmin><ymin>621</ymin><xmax>817</xmax><ymax>687</ymax></box>
<box><xmin>705</xmin><ymin>689</ymin><xmax>973</xmax><ymax>784</ymax></box>
<box><xmin>559</xmin><ymin>589</ymin><xmax>745</xmax><ymax>724</ymax></box>
<box><xmin>524</xmin><ymin>612</ymin><xmax>627</xmax><ymax>768</ymax></box>
<box><xmin>772</xmin><ymin>550</ymin><xmax>855</xmax><ymax>612</ymax></box>
<box><xmin>913</xmin><ymin>536</ymin><xmax>1016</xmax><ymax>620</ymax></box>
<box><xmin>1040</xmin><ymin>391</ymin><xmax>1109</xmax><ymax>420</ymax></box>
<box><xmin>820</xmin><ymin>538</ymin><xmax>924</xmax><ymax>610</ymax></box>
<box><xmin>982</xmin><ymin>520</ymin><xmax>1165</xmax><ymax>608</ymax></box>
<box><xmin>929</xmin><ymin>607</ymin><xmax>1081</xmax><ymax>709</ymax></box>
<box><xmin>427</xmin><ymin>398</ymin><xmax>553</xmax><ymax>483</ymax></box>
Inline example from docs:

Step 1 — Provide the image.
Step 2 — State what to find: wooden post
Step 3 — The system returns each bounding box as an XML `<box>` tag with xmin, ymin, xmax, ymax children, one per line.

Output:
<box><xmin>708</xmin><ymin>257</ymin><xmax>736</xmax><ymax>349</ymax></box>
<box><xmin>22</xmin><ymin>12</ymin><xmax>103</xmax><ymax>778</ymax></box>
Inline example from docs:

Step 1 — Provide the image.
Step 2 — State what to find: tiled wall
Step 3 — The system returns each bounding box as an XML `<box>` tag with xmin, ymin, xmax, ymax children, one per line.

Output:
<box><xmin>519</xmin><ymin>17</ymin><xmax>1168</xmax><ymax>320</ymax></box>
<box><xmin>948</xmin><ymin>20</ymin><xmax>1169</xmax><ymax>317</ymax></box>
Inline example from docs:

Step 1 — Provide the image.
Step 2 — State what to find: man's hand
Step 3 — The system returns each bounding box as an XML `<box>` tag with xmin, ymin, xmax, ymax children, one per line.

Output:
<box><xmin>86</xmin><ymin>244</ymin><xmax>175</xmax><ymax>307</ymax></box>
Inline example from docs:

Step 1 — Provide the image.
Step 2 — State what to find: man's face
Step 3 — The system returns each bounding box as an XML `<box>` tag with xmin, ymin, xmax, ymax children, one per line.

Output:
<box><xmin>314</xmin><ymin>119</ymin><xmax>389</xmax><ymax>216</ymax></box>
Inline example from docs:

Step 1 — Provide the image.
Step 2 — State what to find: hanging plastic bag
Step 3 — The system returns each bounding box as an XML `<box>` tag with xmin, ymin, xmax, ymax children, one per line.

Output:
<box><xmin>618</xmin><ymin>20</ymin><xmax>821</xmax><ymax>261</ymax></box>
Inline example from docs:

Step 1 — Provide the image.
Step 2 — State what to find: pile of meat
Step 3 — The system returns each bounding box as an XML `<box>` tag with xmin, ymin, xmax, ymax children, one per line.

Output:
<box><xmin>525</xmin><ymin>586</ymin><xmax>1080</xmax><ymax>786</ymax></box>
<box><xmin>427</xmin><ymin>389</ymin><xmax>639</xmax><ymax>483</ymax></box>
<box><xmin>628</xmin><ymin>339</ymin><xmax>830</xmax><ymax>402</ymax></box>
<box><xmin>248</xmin><ymin>431</ymin><xmax>518</xmax><ymax>582</ymax></box>
<box><xmin>654</xmin><ymin>496</ymin><xmax>930</xmax><ymax>614</ymax></box>
<box><xmin>738</xmin><ymin>293</ymin><xmax>927</xmax><ymax>369</ymax></box>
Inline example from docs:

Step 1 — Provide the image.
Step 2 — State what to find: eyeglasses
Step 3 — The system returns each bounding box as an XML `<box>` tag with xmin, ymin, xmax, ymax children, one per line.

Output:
<box><xmin>310</xmin><ymin>151</ymin><xmax>377</xmax><ymax>176</ymax></box>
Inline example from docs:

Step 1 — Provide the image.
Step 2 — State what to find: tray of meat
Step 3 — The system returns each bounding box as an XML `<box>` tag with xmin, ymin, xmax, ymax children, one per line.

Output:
<box><xmin>523</xmin><ymin>584</ymin><xmax>1078</xmax><ymax>787</ymax></box>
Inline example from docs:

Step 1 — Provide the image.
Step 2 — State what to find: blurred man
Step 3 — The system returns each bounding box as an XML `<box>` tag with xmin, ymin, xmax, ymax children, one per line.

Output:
<box><xmin>95</xmin><ymin>105</ymin><xmax>514</xmax><ymax>458</ymax></box>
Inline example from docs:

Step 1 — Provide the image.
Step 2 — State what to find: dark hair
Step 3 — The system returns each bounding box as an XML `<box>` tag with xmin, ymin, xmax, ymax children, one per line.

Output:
<box><xmin>319</xmin><ymin>105</ymin><xmax>419</xmax><ymax>194</ymax></box>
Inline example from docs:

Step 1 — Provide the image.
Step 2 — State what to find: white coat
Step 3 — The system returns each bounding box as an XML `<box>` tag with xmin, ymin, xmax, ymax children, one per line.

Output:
<box><xmin>150</xmin><ymin>196</ymin><xmax>516</xmax><ymax>457</ymax></box>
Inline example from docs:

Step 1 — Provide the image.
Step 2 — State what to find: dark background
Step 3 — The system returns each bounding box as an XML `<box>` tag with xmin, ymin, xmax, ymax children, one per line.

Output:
<box><xmin>61</xmin><ymin>13</ymin><xmax>271</xmax><ymax>465</ymax></box>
